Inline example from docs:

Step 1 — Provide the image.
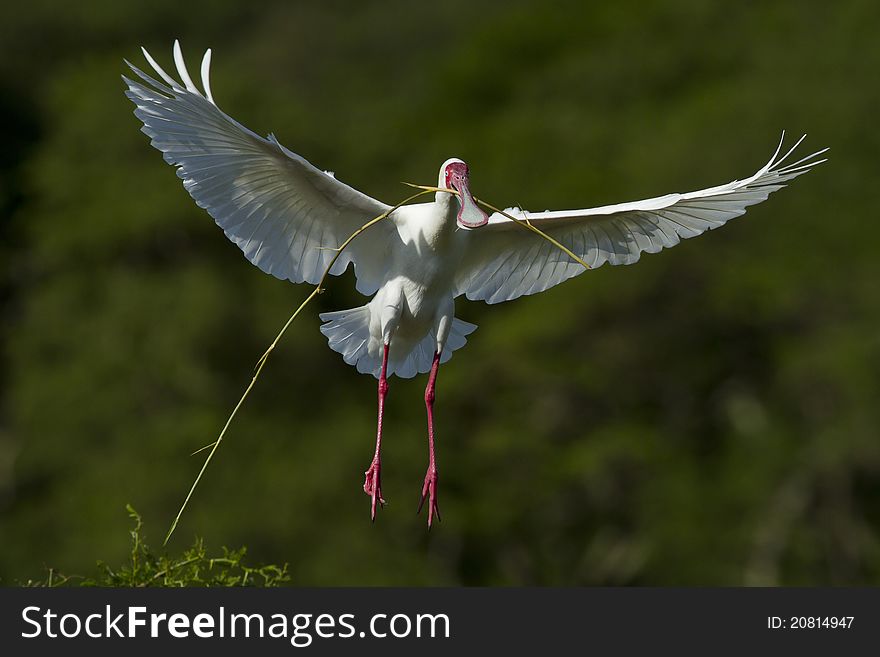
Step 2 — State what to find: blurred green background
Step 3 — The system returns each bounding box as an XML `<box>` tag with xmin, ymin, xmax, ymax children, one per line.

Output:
<box><xmin>1</xmin><ymin>0</ymin><xmax>878</xmax><ymax>586</ymax></box>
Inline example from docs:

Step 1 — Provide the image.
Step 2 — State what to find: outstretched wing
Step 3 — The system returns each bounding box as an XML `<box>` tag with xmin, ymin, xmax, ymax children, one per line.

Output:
<box><xmin>123</xmin><ymin>41</ymin><xmax>393</xmax><ymax>295</ymax></box>
<box><xmin>454</xmin><ymin>134</ymin><xmax>827</xmax><ymax>304</ymax></box>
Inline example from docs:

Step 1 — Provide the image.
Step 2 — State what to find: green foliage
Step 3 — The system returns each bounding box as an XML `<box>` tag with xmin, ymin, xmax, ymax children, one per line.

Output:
<box><xmin>21</xmin><ymin>506</ymin><xmax>289</xmax><ymax>587</ymax></box>
<box><xmin>2</xmin><ymin>0</ymin><xmax>880</xmax><ymax>586</ymax></box>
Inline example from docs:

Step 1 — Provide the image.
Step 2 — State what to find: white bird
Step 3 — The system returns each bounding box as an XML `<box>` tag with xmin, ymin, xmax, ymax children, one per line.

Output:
<box><xmin>124</xmin><ymin>42</ymin><xmax>827</xmax><ymax>526</ymax></box>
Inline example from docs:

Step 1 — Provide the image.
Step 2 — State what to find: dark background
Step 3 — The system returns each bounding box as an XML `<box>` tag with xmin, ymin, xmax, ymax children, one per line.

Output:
<box><xmin>1</xmin><ymin>0</ymin><xmax>878</xmax><ymax>585</ymax></box>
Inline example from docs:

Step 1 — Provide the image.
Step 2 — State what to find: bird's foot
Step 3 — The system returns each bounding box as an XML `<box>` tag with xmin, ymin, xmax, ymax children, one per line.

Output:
<box><xmin>363</xmin><ymin>458</ymin><xmax>385</xmax><ymax>521</ymax></box>
<box><xmin>417</xmin><ymin>467</ymin><xmax>440</xmax><ymax>528</ymax></box>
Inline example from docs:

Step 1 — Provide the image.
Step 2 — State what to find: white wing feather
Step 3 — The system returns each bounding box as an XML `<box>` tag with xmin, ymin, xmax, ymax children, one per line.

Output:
<box><xmin>455</xmin><ymin>134</ymin><xmax>827</xmax><ymax>304</ymax></box>
<box><xmin>123</xmin><ymin>41</ymin><xmax>393</xmax><ymax>295</ymax></box>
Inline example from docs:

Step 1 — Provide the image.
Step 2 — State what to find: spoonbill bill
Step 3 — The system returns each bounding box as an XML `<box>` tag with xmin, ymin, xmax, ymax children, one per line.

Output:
<box><xmin>124</xmin><ymin>42</ymin><xmax>827</xmax><ymax>527</ymax></box>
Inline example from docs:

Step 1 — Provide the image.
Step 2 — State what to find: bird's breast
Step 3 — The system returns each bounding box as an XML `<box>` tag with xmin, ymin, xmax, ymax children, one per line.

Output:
<box><xmin>393</xmin><ymin>198</ymin><xmax>457</xmax><ymax>251</ymax></box>
<box><xmin>379</xmin><ymin>200</ymin><xmax>461</xmax><ymax>323</ymax></box>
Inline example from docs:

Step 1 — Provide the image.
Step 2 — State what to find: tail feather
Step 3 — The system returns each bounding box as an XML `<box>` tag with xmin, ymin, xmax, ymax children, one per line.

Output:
<box><xmin>319</xmin><ymin>305</ymin><xmax>477</xmax><ymax>379</ymax></box>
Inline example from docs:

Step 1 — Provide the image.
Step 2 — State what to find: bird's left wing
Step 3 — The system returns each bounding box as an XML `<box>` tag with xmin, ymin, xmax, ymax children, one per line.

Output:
<box><xmin>454</xmin><ymin>134</ymin><xmax>827</xmax><ymax>304</ymax></box>
<box><xmin>123</xmin><ymin>41</ymin><xmax>394</xmax><ymax>295</ymax></box>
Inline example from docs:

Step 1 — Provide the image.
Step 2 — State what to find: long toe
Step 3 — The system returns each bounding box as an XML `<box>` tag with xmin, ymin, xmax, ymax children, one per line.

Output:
<box><xmin>417</xmin><ymin>470</ymin><xmax>440</xmax><ymax>528</ymax></box>
<box><xmin>363</xmin><ymin>460</ymin><xmax>385</xmax><ymax>521</ymax></box>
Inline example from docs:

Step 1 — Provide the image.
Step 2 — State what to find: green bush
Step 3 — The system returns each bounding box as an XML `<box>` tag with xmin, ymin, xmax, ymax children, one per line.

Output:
<box><xmin>21</xmin><ymin>506</ymin><xmax>290</xmax><ymax>587</ymax></box>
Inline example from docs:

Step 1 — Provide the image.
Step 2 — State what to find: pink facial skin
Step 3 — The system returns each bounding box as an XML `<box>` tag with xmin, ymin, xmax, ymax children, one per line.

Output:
<box><xmin>445</xmin><ymin>162</ymin><xmax>489</xmax><ymax>228</ymax></box>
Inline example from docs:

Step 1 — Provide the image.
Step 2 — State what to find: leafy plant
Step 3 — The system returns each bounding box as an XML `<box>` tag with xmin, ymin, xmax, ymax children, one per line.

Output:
<box><xmin>22</xmin><ymin>506</ymin><xmax>290</xmax><ymax>587</ymax></box>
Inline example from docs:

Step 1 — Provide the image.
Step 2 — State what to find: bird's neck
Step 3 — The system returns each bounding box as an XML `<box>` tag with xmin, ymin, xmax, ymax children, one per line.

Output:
<box><xmin>412</xmin><ymin>191</ymin><xmax>457</xmax><ymax>250</ymax></box>
<box><xmin>435</xmin><ymin>191</ymin><xmax>458</xmax><ymax>229</ymax></box>
<box><xmin>434</xmin><ymin>189</ymin><xmax>454</xmax><ymax>207</ymax></box>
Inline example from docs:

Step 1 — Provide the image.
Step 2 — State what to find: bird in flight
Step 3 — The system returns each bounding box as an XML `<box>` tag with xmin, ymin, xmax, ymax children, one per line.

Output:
<box><xmin>124</xmin><ymin>42</ymin><xmax>827</xmax><ymax>527</ymax></box>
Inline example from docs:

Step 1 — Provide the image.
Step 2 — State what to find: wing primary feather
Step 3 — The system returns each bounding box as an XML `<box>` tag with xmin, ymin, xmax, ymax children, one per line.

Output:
<box><xmin>773</xmin><ymin>133</ymin><xmax>807</xmax><ymax>168</ymax></box>
<box><xmin>172</xmin><ymin>40</ymin><xmax>200</xmax><ymax>94</ymax></box>
<box><xmin>775</xmin><ymin>148</ymin><xmax>830</xmax><ymax>174</ymax></box>
<box><xmin>777</xmin><ymin>158</ymin><xmax>828</xmax><ymax>176</ymax></box>
<box><xmin>141</xmin><ymin>47</ymin><xmax>180</xmax><ymax>89</ymax></box>
<box><xmin>764</xmin><ymin>131</ymin><xmax>786</xmax><ymax>171</ymax></box>
<box><xmin>126</xmin><ymin>61</ymin><xmax>174</xmax><ymax>97</ymax></box>
<box><xmin>200</xmin><ymin>49</ymin><xmax>215</xmax><ymax>104</ymax></box>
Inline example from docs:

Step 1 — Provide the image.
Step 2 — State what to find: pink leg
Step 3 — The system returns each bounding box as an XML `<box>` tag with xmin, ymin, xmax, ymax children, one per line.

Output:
<box><xmin>364</xmin><ymin>343</ymin><xmax>389</xmax><ymax>521</ymax></box>
<box><xmin>418</xmin><ymin>351</ymin><xmax>442</xmax><ymax>527</ymax></box>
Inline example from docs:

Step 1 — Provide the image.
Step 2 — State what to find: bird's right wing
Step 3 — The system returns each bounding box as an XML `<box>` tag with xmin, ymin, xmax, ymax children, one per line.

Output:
<box><xmin>454</xmin><ymin>134</ymin><xmax>827</xmax><ymax>304</ymax></box>
<box><xmin>123</xmin><ymin>41</ymin><xmax>394</xmax><ymax>295</ymax></box>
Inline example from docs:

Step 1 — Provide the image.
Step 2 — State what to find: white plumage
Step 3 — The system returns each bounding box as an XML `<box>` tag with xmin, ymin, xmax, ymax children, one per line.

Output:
<box><xmin>127</xmin><ymin>42</ymin><xmax>394</xmax><ymax>297</ymax></box>
<box><xmin>455</xmin><ymin>134</ymin><xmax>824</xmax><ymax>304</ymax></box>
<box><xmin>125</xmin><ymin>44</ymin><xmax>827</xmax><ymax>379</ymax></box>
<box><xmin>124</xmin><ymin>42</ymin><xmax>826</xmax><ymax>525</ymax></box>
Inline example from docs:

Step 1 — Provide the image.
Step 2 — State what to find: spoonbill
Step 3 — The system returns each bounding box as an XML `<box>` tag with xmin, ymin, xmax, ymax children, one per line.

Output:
<box><xmin>124</xmin><ymin>42</ymin><xmax>827</xmax><ymax>527</ymax></box>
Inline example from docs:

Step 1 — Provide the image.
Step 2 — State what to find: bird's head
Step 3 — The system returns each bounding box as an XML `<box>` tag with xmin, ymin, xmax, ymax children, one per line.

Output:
<box><xmin>439</xmin><ymin>158</ymin><xmax>489</xmax><ymax>229</ymax></box>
